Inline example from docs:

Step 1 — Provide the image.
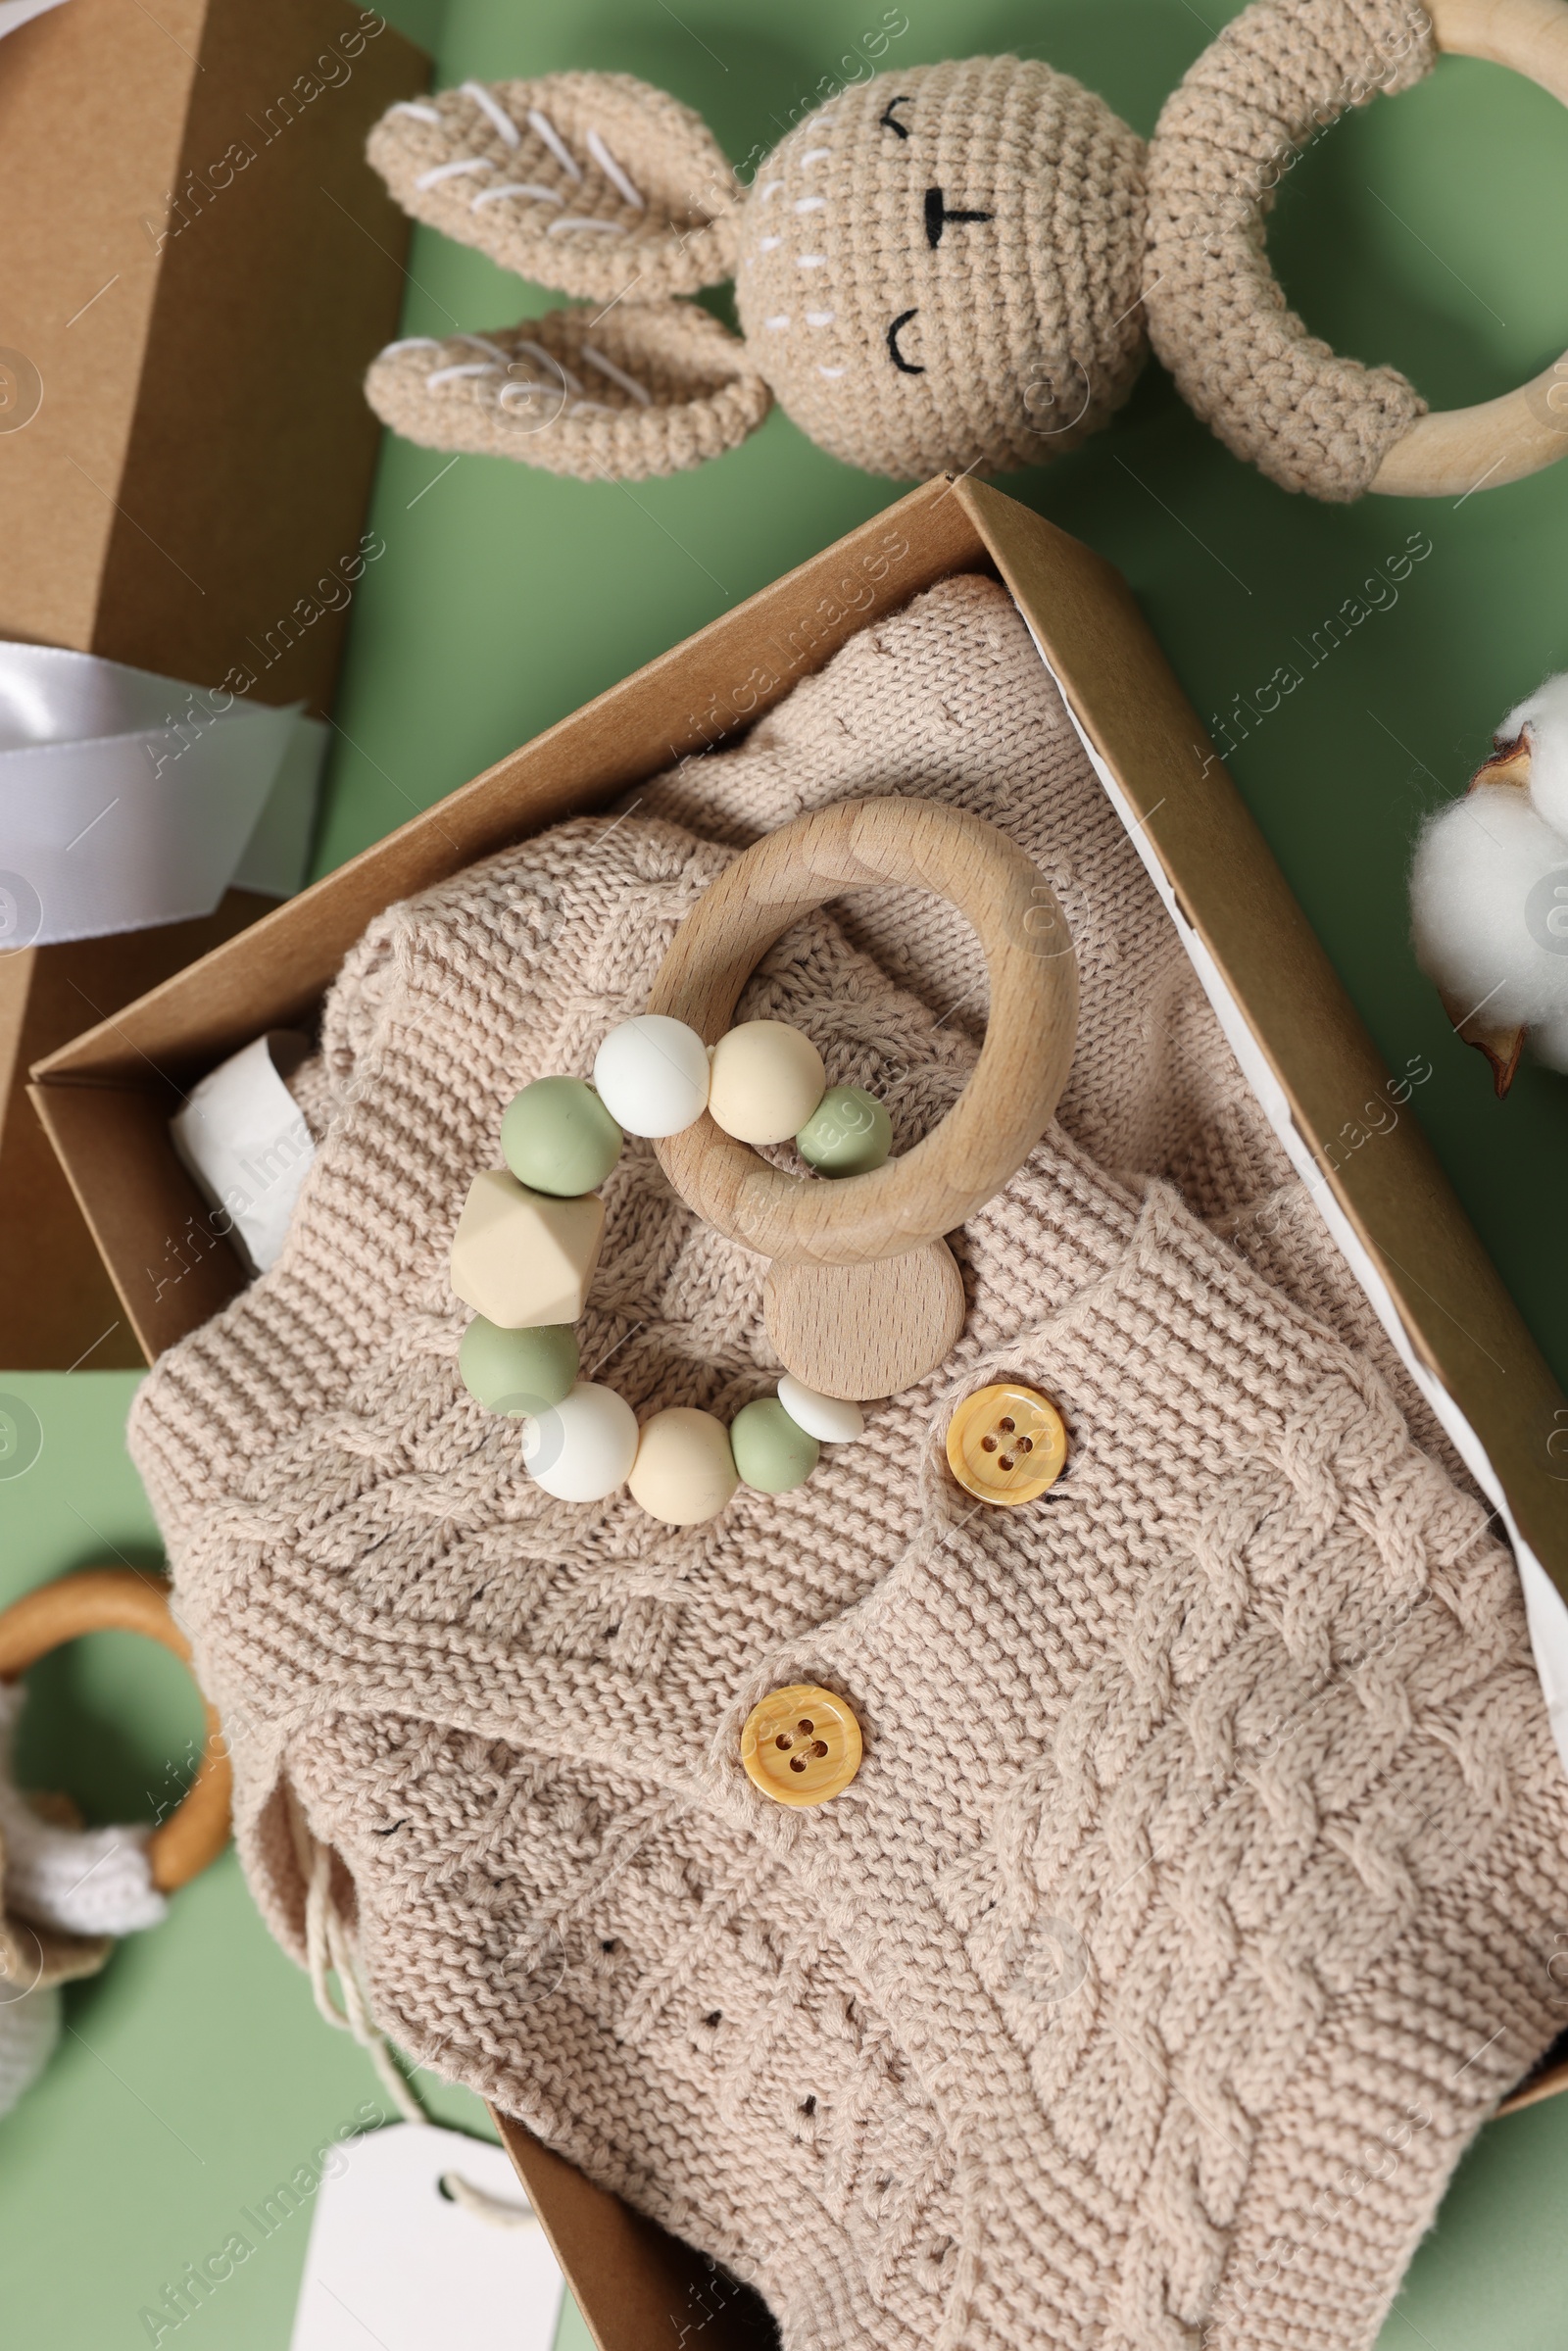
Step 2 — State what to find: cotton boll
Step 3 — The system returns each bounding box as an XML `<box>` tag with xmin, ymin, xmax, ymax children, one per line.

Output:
<box><xmin>1410</xmin><ymin>787</ymin><xmax>1568</xmax><ymax>1039</ymax></box>
<box><xmin>1501</xmin><ymin>671</ymin><xmax>1568</xmax><ymax>835</ymax></box>
<box><xmin>1531</xmin><ymin>1005</ymin><xmax>1568</xmax><ymax>1075</ymax></box>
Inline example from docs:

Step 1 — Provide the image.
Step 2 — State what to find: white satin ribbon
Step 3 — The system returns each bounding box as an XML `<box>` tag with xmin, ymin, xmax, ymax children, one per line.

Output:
<box><xmin>0</xmin><ymin>0</ymin><xmax>72</xmax><ymax>37</ymax></box>
<box><xmin>0</xmin><ymin>642</ymin><xmax>312</xmax><ymax>947</ymax></box>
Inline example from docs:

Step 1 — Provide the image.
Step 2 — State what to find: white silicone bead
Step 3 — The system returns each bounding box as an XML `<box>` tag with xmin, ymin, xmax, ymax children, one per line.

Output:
<box><xmin>777</xmin><ymin>1375</ymin><xmax>864</xmax><ymax>1445</ymax></box>
<box><xmin>592</xmin><ymin>1015</ymin><xmax>710</xmax><ymax>1139</ymax></box>
<box><xmin>522</xmin><ymin>1382</ymin><xmax>639</xmax><ymax>1501</ymax></box>
<box><xmin>707</xmin><ymin>1019</ymin><xmax>826</xmax><ymax>1147</ymax></box>
<box><xmin>627</xmin><ymin>1406</ymin><xmax>738</xmax><ymax>1526</ymax></box>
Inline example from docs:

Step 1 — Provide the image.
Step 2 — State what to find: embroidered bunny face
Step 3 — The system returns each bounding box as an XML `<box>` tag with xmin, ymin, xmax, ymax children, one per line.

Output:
<box><xmin>730</xmin><ymin>62</ymin><xmax>1147</xmax><ymax>477</ymax></box>
<box><xmin>364</xmin><ymin>61</ymin><xmax>1149</xmax><ymax>483</ymax></box>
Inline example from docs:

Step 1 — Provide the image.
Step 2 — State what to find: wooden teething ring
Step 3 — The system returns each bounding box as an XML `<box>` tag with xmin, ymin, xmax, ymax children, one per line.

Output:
<box><xmin>1148</xmin><ymin>0</ymin><xmax>1568</xmax><ymax>498</ymax></box>
<box><xmin>648</xmin><ymin>799</ymin><xmax>1078</xmax><ymax>1399</ymax></box>
<box><xmin>0</xmin><ymin>1570</ymin><xmax>232</xmax><ymax>1893</ymax></box>
<box><xmin>1370</xmin><ymin>0</ymin><xmax>1568</xmax><ymax>495</ymax></box>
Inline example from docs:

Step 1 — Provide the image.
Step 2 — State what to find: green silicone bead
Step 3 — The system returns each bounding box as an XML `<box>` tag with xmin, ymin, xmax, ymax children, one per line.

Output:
<box><xmin>730</xmin><ymin>1396</ymin><xmax>820</xmax><ymax>1494</ymax></box>
<box><xmin>460</xmin><ymin>1316</ymin><xmax>579</xmax><ymax>1416</ymax></box>
<box><xmin>501</xmin><ymin>1075</ymin><xmax>622</xmax><ymax>1197</ymax></box>
<box><xmin>795</xmin><ymin>1084</ymin><xmax>893</xmax><ymax>1178</ymax></box>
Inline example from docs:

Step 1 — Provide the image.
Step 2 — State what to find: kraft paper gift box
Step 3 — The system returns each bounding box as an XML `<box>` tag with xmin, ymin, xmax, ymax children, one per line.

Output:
<box><xmin>30</xmin><ymin>479</ymin><xmax>1568</xmax><ymax>2345</ymax></box>
<box><xmin>0</xmin><ymin>0</ymin><xmax>427</xmax><ymax>1369</ymax></box>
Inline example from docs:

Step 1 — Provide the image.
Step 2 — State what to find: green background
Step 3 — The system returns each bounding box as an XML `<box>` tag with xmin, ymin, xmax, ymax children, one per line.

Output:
<box><xmin>3</xmin><ymin>0</ymin><xmax>1567</xmax><ymax>2343</ymax></box>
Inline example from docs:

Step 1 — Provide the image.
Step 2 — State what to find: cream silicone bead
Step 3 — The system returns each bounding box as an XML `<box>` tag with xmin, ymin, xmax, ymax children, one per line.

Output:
<box><xmin>627</xmin><ymin>1406</ymin><xmax>739</xmax><ymax>1525</ymax></box>
<box><xmin>523</xmin><ymin>1383</ymin><xmax>639</xmax><ymax>1502</ymax></box>
<box><xmin>707</xmin><ymin>1020</ymin><xmax>826</xmax><ymax>1147</ymax></box>
<box><xmin>592</xmin><ymin>1015</ymin><xmax>710</xmax><ymax>1139</ymax></box>
<box><xmin>777</xmin><ymin>1376</ymin><xmax>864</xmax><ymax>1444</ymax></box>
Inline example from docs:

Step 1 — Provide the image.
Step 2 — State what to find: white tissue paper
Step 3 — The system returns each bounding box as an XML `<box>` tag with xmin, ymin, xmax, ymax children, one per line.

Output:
<box><xmin>172</xmin><ymin>1034</ymin><xmax>317</xmax><ymax>1277</ymax></box>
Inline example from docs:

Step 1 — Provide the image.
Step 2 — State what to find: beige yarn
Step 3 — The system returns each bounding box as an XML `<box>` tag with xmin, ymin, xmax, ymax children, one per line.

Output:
<box><xmin>368</xmin><ymin>299</ymin><xmax>771</xmax><ymax>482</ymax></box>
<box><xmin>731</xmin><ymin>60</ymin><xmax>1147</xmax><ymax>479</ymax></box>
<box><xmin>364</xmin><ymin>60</ymin><xmax>1147</xmax><ymax>483</ymax></box>
<box><xmin>1144</xmin><ymin>0</ymin><xmax>1435</xmax><ymax>499</ymax></box>
<box><xmin>366</xmin><ymin>9</ymin><xmax>1471</xmax><ymax>498</ymax></box>
<box><xmin>0</xmin><ymin>1805</ymin><xmax>109</xmax><ymax>1999</ymax></box>
<box><xmin>368</xmin><ymin>72</ymin><xmax>741</xmax><ymax>300</ymax></box>
<box><xmin>130</xmin><ymin>578</ymin><xmax>1568</xmax><ymax>2351</ymax></box>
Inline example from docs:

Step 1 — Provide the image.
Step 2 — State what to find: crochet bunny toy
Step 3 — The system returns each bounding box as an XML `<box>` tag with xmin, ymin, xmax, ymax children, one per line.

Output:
<box><xmin>0</xmin><ymin>1569</ymin><xmax>229</xmax><ymax>2124</ymax></box>
<box><xmin>0</xmin><ymin>1679</ymin><xmax>168</xmax><ymax>2121</ymax></box>
<box><xmin>364</xmin><ymin>0</ymin><xmax>1568</xmax><ymax>503</ymax></box>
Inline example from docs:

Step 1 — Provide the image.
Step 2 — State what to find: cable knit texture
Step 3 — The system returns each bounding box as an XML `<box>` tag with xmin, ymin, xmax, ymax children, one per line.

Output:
<box><xmin>1144</xmin><ymin>0</ymin><xmax>1435</xmax><ymax>499</ymax></box>
<box><xmin>130</xmin><ymin>578</ymin><xmax>1568</xmax><ymax>2351</ymax></box>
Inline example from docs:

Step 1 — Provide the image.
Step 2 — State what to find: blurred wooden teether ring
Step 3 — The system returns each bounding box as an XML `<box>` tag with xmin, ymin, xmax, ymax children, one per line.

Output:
<box><xmin>0</xmin><ymin>1569</ymin><xmax>232</xmax><ymax>1892</ymax></box>
<box><xmin>1372</xmin><ymin>0</ymin><xmax>1568</xmax><ymax>496</ymax></box>
<box><xmin>649</xmin><ymin>799</ymin><xmax>1077</xmax><ymax>1397</ymax></box>
<box><xmin>1146</xmin><ymin>0</ymin><xmax>1568</xmax><ymax>501</ymax></box>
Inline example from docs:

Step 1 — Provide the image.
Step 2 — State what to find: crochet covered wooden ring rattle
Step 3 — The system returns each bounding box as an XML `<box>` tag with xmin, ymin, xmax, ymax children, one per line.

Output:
<box><xmin>368</xmin><ymin>0</ymin><xmax>1565</xmax><ymax>506</ymax></box>
<box><xmin>0</xmin><ymin>1571</ymin><xmax>232</xmax><ymax>1892</ymax></box>
<box><xmin>1148</xmin><ymin>0</ymin><xmax>1568</xmax><ymax>500</ymax></box>
<box><xmin>1368</xmin><ymin>0</ymin><xmax>1568</xmax><ymax>492</ymax></box>
<box><xmin>648</xmin><ymin>799</ymin><xmax>1077</xmax><ymax>1397</ymax></box>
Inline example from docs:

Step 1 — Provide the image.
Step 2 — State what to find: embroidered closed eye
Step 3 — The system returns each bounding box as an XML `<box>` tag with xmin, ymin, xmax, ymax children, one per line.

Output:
<box><xmin>879</xmin><ymin>94</ymin><xmax>913</xmax><ymax>137</ymax></box>
<box><xmin>887</xmin><ymin>310</ymin><xmax>923</xmax><ymax>374</ymax></box>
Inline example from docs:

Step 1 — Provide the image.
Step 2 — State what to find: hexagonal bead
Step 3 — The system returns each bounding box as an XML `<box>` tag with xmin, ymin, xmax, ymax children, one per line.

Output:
<box><xmin>449</xmin><ymin>1167</ymin><xmax>605</xmax><ymax>1329</ymax></box>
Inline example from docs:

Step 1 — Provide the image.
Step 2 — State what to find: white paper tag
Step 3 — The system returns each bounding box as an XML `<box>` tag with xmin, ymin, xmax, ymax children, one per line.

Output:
<box><xmin>289</xmin><ymin>2124</ymin><xmax>564</xmax><ymax>2351</ymax></box>
<box><xmin>171</xmin><ymin>1032</ymin><xmax>316</xmax><ymax>1276</ymax></box>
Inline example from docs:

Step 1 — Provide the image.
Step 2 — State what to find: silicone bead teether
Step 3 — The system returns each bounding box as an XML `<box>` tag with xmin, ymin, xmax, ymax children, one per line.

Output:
<box><xmin>627</xmin><ymin>1406</ymin><xmax>739</xmax><ymax>1525</ymax></box>
<box><xmin>708</xmin><ymin>1019</ymin><xmax>826</xmax><ymax>1147</ymax></box>
<box><xmin>648</xmin><ymin>800</ymin><xmax>1078</xmax><ymax>1399</ymax></box>
<box><xmin>523</xmin><ymin>1382</ymin><xmax>639</xmax><ymax>1501</ymax></box>
<box><xmin>592</xmin><ymin>1014</ymin><xmax>710</xmax><ymax>1138</ymax></box>
<box><xmin>730</xmin><ymin>1396</ymin><xmax>819</xmax><ymax>1494</ymax></box>
<box><xmin>501</xmin><ymin>1075</ymin><xmax>622</xmax><ymax>1197</ymax></box>
<box><xmin>460</xmin><ymin>1316</ymin><xmax>579</xmax><ymax>1414</ymax></box>
<box><xmin>796</xmin><ymin>1084</ymin><xmax>892</xmax><ymax>1177</ymax></box>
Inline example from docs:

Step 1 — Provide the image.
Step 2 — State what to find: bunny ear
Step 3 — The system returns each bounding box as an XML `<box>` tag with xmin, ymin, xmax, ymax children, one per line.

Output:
<box><xmin>368</xmin><ymin>73</ymin><xmax>740</xmax><ymax>301</ymax></box>
<box><xmin>366</xmin><ymin>302</ymin><xmax>771</xmax><ymax>482</ymax></box>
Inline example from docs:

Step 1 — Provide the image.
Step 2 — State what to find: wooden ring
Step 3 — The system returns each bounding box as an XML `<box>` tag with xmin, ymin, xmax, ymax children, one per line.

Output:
<box><xmin>1370</xmin><ymin>0</ymin><xmax>1568</xmax><ymax>495</ymax></box>
<box><xmin>1147</xmin><ymin>0</ymin><xmax>1568</xmax><ymax>500</ymax></box>
<box><xmin>0</xmin><ymin>1570</ymin><xmax>232</xmax><ymax>1893</ymax></box>
<box><xmin>647</xmin><ymin>799</ymin><xmax>1078</xmax><ymax>1265</ymax></box>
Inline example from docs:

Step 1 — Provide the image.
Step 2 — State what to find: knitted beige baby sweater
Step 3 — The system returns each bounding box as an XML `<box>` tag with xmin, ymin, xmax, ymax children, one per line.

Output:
<box><xmin>130</xmin><ymin>578</ymin><xmax>1568</xmax><ymax>2351</ymax></box>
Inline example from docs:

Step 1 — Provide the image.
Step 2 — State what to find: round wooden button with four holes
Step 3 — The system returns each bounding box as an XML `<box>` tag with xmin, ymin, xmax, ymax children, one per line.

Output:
<box><xmin>741</xmin><ymin>1683</ymin><xmax>862</xmax><ymax>1807</ymax></box>
<box><xmin>946</xmin><ymin>1383</ymin><xmax>1067</xmax><ymax>1505</ymax></box>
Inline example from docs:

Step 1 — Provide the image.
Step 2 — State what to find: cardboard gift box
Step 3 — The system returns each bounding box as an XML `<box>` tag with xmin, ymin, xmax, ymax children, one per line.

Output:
<box><xmin>29</xmin><ymin>479</ymin><xmax>1568</xmax><ymax>2342</ymax></box>
<box><xmin>0</xmin><ymin>0</ymin><xmax>427</xmax><ymax>1368</ymax></box>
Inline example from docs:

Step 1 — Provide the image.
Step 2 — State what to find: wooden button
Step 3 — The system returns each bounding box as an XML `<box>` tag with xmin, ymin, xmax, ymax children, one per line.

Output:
<box><xmin>945</xmin><ymin>1382</ymin><xmax>1066</xmax><ymax>1505</ymax></box>
<box><xmin>740</xmin><ymin>1683</ymin><xmax>861</xmax><ymax>1808</ymax></box>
